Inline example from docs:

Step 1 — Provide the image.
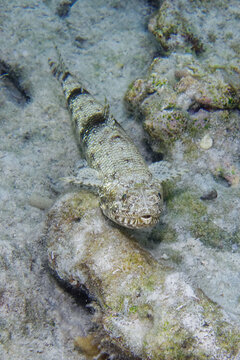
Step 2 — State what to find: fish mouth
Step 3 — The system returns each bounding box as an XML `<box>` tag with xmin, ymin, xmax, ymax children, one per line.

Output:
<box><xmin>113</xmin><ymin>214</ymin><xmax>159</xmax><ymax>229</ymax></box>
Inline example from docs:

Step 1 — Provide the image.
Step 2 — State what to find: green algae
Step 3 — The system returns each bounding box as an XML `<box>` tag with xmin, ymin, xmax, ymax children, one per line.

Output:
<box><xmin>166</xmin><ymin>188</ymin><xmax>240</xmax><ymax>250</ymax></box>
<box><xmin>167</xmin><ymin>190</ymin><xmax>207</xmax><ymax>218</ymax></box>
<box><xmin>124</xmin><ymin>78</ymin><xmax>148</xmax><ymax>112</ymax></box>
<box><xmin>144</xmin><ymin>316</ymin><xmax>205</xmax><ymax>360</ymax></box>
<box><xmin>187</xmin><ymin>118</ymin><xmax>210</xmax><ymax>138</ymax></box>
<box><xmin>129</xmin><ymin>305</ymin><xmax>138</xmax><ymax>314</ymax></box>
<box><xmin>48</xmin><ymin>190</ymin><xmax>99</xmax><ymax>224</ymax></box>
<box><xmin>46</xmin><ymin>191</ymin><xmax>240</xmax><ymax>359</ymax></box>
<box><xmin>198</xmin><ymin>289</ymin><xmax>240</xmax><ymax>356</ymax></box>
<box><xmin>143</xmin><ymin>106</ymin><xmax>189</xmax><ymax>151</ymax></box>
<box><xmin>124</xmin><ymin>3</ymin><xmax>240</xmax><ymax>152</ymax></box>
<box><xmin>125</xmin><ymin>57</ymin><xmax>240</xmax><ymax>154</ymax></box>
<box><xmin>148</xmin><ymin>0</ymin><xmax>205</xmax><ymax>55</ymax></box>
<box><xmin>182</xmin><ymin>139</ymin><xmax>200</xmax><ymax>161</ymax></box>
<box><xmin>149</xmin><ymin>336</ymin><xmax>198</xmax><ymax>360</ymax></box>
<box><xmin>191</xmin><ymin>218</ymin><xmax>229</xmax><ymax>249</ymax></box>
<box><xmin>168</xmin><ymin>250</ymin><xmax>183</xmax><ymax>265</ymax></box>
<box><xmin>158</xmin><ymin>223</ymin><xmax>178</xmax><ymax>245</ymax></box>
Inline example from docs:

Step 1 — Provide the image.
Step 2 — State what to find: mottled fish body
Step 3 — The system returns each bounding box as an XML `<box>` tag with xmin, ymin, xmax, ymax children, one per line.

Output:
<box><xmin>49</xmin><ymin>54</ymin><xmax>167</xmax><ymax>228</ymax></box>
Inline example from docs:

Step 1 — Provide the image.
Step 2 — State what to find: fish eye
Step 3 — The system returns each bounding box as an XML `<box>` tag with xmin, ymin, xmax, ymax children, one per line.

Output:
<box><xmin>122</xmin><ymin>194</ymin><xmax>127</xmax><ymax>201</ymax></box>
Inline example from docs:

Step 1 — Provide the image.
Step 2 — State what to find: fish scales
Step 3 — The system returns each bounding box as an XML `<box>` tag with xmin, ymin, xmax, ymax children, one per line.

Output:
<box><xmin>49</xmin><ymin>54</ymin><xmax>164</xmax><ymax>228</ymax></box>
<box><xmin>50</xmin><ymin>62</ymin><xmax>148</xmax><ymax>180</ymax></box>
<box><xmin>85</xmin><ymin>123</ymin><xmax>150</xmax><ymax>181</ymax></box>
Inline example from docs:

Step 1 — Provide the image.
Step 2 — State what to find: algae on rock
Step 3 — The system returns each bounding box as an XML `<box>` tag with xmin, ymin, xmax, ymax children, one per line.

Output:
<box><xmin>148</xmin><ymin>0</ymin><xmax>240</xmax><ymax>59</ymax></box>
<box><xmin>125</xmin><ymin>54</ymin><xmax>240</xmax><ymax>153</ymax></box>
<box><xmin>125</xmin><ymin>0</ymin><xmax>240</xmax><ymax>154</ymax></box>
<box><xmin>45</xmin><ymin>191</ymin><xmax>240</xmax><ymax>359</ymax></box>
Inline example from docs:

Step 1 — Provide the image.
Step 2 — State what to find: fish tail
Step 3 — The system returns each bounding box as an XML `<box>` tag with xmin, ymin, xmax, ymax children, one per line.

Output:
<box><xmin>48</xmin><ymin>46</ymin><xmax>69</xmax><ymax>82</ymax></box>
<box><xmin>48</xmin><ymin>47</ymin><xmax>89</xmax><ymax>106</ymax></box>
<box><xmin>48</xmin><ymin>47</ymin><xmax>106</xmax><ymax>146</ymax></box>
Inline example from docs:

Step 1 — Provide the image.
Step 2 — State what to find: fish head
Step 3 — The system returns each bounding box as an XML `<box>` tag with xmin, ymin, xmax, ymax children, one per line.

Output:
<box><xmin>99</xmin><ymin>179</ymin><xmax>163</xmax><ymax>229</ymax></box>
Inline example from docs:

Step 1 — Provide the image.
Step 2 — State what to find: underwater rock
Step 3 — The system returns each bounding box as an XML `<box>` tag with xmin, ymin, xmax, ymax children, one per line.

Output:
<box><xmin>45</xmin><ymin>191</ymin><xmax>240</xmax><ymax>360</ymax></box>
<box><xmin>148</xmin><ymin>0</ymin><xmax>204</xmax><ymax>54</ymax></box>
<box><xmin>200</xmin><ymin>188</ymin><xmax>218</xmax><ymax>201</ymax></box>
<box><xmin>29</xmin><ymin>193</ymin><xmax>54</xmax><ymax>210</ymax></box>
<box><xmin>199</xmin><ymin>134</ymin><xmax>213</xmax><ymax>150</ymax></box>
<box><xmin>125</xmin><ymin>54</ymin><xmax>240</xmax><ymax>153</ymax></box>
<box><xmin>212</xmin><ymin>163</ymin><xmax>240</xmax><ymax>187</ymax></box>
<box><xmin>148</xmin><ymin>0</ymin><xmax>240</xmax><ymax>60</ymax></box>
<box><xmin>126</xmin><ymin>0</ymin><xmax>240</xmax><ymax>154</ymax></box>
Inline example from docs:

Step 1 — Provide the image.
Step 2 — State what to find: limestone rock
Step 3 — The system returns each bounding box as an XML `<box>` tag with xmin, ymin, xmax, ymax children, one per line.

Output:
<box><xmin>125</xmin><ymin>54</ymin><xmax>240</xmax><ymax>153</ymax></box>
<box><xmin>148</xmin><ymin>0</ymin><xmax>240</xmax><ymax>60</ymax></box>
<box><xmin>200</xmin><ymin>134</ymin><xmax>213</xmax><ymax>150</ymax></box>
<box><xmin>45</xmin><ymin>191</ymin><xmax>240</xmax><ymax>360</ymax></box>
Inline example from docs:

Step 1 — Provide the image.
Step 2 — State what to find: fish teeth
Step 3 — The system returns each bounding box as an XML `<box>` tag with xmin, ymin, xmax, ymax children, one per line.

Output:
<box><xmin>115</xmin><ymin>214</ymin><xmax>158</xmax><ymax>228</ymax></box>
<box><xmin>116</xmin><ymin>216</ymin><xmax>124</xmax><ymax>224</ymax></box>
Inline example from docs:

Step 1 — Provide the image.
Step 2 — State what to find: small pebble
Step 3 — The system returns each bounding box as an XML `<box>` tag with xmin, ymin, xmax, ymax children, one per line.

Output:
<box><xmin>116</xmin><ymin>62</ymin><xmax>124</xmax><ymax>70</ymax></box>
<box><xmin>232</xmin><ymin>244</ymin><xmax>238</xmax><ymax>253</ymax></box>
<box><xmin>200</xmin><ymin>189</ymin><xmax>218</xmax><ymax>200</ymax></box>
<box><xmin>200</xmin><ymin>134</ymin><xmax>213</xmax><ymax>150</ymax></box>
<box><xmin>29</xmin><ymin>193</ymin><xmax>54</xmax><ymax>210</ymax></box>
<box><xmin>161</xmin><ymin>253</ymin><xmax>169</xmax><ymax>260</ymax></box>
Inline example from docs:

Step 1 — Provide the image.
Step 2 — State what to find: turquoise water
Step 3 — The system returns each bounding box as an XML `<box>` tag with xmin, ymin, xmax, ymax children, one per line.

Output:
<box><xmin>0</xmin><ymin>1</ymin><xmax>239</xmax><ymax>359</ymax></box>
